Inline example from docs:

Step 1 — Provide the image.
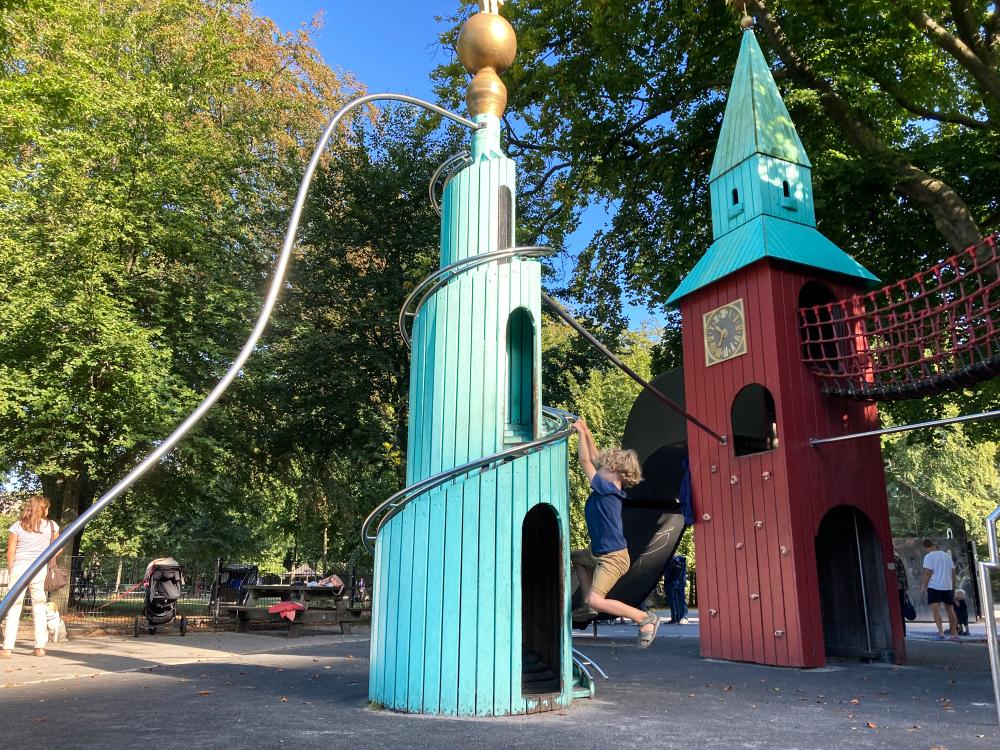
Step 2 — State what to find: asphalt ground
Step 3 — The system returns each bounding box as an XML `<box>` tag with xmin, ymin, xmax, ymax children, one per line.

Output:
<box><xmin>1</xmin><ymin>620</ymin><xmax>998</xmax><ymax>750</ymax></box>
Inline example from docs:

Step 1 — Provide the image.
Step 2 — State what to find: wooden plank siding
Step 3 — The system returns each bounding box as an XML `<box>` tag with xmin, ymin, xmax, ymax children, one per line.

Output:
<box><xmin>681</xmin><ymin>259</ymin><xmax>905</xmax><ymax>667</ymax></box>
<box><xmin>368</xmin><ymin>130</ymin><xmax>573</xmax><ymax>715</ymax></box>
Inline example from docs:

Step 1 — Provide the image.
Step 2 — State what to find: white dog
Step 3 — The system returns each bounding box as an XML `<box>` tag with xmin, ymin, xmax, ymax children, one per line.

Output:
<box><xmin>45</xmin><ymin>602</ymin><xmax>67</xmax><ymax>643</ymax></box>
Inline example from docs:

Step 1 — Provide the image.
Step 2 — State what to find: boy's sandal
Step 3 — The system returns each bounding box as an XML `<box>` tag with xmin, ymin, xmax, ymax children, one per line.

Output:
<box><xmin>0</xmin><ymin>649</ymin><xmax>11</xmax><ymax>659</ymax></box>
<box><xmin>637</xmin><ymin>611</ymin><xmax>661</xmax><ymax>649</ymax></box>
<box><xmin>32</xmin><ymin>648</ymin><xmax>46</xmax><ymax>657</ymax></box>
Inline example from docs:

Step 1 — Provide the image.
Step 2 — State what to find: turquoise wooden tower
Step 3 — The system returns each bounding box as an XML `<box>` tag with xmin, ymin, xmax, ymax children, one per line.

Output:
<box><xmin>368</xmin><ymin>7</ymin><xmax>574</xmax><ymax>716</ymax></box>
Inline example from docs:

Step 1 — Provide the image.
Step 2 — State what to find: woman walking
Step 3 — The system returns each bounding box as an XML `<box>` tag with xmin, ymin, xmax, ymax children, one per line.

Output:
<box><xmin>1</xmin><ymin>495</ymin><xmax>59</xmax><ymax>657</ymax></box>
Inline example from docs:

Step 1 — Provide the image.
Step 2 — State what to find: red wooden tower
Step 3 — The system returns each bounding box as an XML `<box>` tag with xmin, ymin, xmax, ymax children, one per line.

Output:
<box><xmin>667</xmin><ymin>27</ymin><xmax>906</xmax><ymax>667</ymax></box>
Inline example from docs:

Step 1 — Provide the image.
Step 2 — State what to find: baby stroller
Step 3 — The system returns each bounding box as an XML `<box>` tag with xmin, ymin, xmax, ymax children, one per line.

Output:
<box><xmin>134</xmin><ymin>557</ymin><xmax>188</xmax><ymax>637</ymax></box>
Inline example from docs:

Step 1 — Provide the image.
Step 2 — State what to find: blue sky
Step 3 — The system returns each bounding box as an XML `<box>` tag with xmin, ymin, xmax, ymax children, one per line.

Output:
<box><xmin>252</xmin><ymin>1</ymin><xmax>662</xmax><ymax>327</ymax></box>
<box><xmin>252</xmin><ymin>1</ymin><xmax>454</xmax><ymax>100</ymax></box>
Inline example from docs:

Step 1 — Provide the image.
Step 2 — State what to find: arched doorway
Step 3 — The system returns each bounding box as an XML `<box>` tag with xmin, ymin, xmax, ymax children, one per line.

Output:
<box><xmin>815</xmin><ymin>505</ymin><xmax>894</xmax><ymax>661</ymax></box>
<box><xmin>521</xmin><ymin>503</ymin><xmax>562</xmax><ymax>696</ymax></box>
<box><xmin>505</xmin><ymin>307</ymin><xmax>535</xmax><ymax>445</ymax></box>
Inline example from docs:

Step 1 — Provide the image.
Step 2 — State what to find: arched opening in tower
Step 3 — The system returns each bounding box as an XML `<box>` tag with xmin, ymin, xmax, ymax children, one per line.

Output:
<box><xmin>798</xmin><ymin>280</ymin><xmax>846</xmax><ymax>373</ymax></box>
<box><xmin>815</xmin><ymin>505</ymin><xmax>894</xmax><ymax>662</ymax></box>
<box><xmin>505</xmin><ymin>307</ymin><xmax>535</xmax><ymax>445</ymax></box>
<box><xmin>731</xmin><ymin>383</ymin><xmax>778</xmax><ymax>456</ymax></box>
<box><xmin>521</xmin><ymin>503</ymin><xmax>563</xmax><ymax>697</ymax></box>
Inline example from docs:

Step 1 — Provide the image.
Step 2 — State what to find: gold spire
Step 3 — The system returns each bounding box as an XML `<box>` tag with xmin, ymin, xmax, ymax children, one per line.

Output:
<box><xmin>456</xmin><ymin>3</ymin><xmax>517</xmax><ymax>119</ymax></box>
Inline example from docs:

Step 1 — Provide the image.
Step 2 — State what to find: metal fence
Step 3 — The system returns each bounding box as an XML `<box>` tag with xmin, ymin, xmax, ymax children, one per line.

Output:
<box><xmin>0</xmin><ymin>555</ymin><xmax>372</xmax><ymax>634</ymax></box>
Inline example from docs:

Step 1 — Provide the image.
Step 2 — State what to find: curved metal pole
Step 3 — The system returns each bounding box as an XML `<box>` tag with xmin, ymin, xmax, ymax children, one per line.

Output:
<box><xmin>572</xmin><ymin>647</ymin><xmax>608</xmax><ymax>680</ymax></box>
<box><xmin>428</xmin><ymin>150</ymin><xmax>471</xmax><ymax>217</ymax></box>
<box><xmin>0</xmin><ymin>93</ymin><xmax>482</xmax><ymax>623</ymax></box>
<box><xmin>398</xmin><ymin>245</ymin><xmax>555</xmax><ymax>347</ymax></box>
<box><xmin>977</xmin><ymin>505</ymin><xmax>1000</xmax><ymax>724</ymax></box>
<box><xmin>361</xmin><ymin>406</ymin><xmax>576</xmax><ymax>554</ymax></box>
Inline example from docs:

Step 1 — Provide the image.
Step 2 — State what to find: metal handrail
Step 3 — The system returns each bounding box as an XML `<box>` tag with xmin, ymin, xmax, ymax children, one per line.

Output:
<box><xmin>428</xmin><ymin>151</ymin><xmax>472</xmax><ymax>216</ymax></box>
<box><xmin>572</xmin><ymin>647</ymin><xmax>608</xmax><ymax>680</ymax></box>
<box><xmin>978</xmin><ymin>505</ymin><xmax>1000</xmax><ymax>724</ymax></box>
<box><xmin>361</xmin><ymin>406</ymin><xmax>576</xmax><ymax>554</ymax></box>
<box><xmin>397</xmin><ymin>245</ymin><xmax>555</xmax><ymax>347</ymax></box>
<box><xmin>810</xmin><ymin>408</ymin><xmax>1000</xmax><ymax>446</ymax></box>
<box><xmin>0</xmin><ymin>93</ymin><xmax>483</xmax><ymax>624</ymax></box>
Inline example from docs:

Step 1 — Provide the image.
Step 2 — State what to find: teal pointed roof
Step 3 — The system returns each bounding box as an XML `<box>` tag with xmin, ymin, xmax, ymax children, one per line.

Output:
<box><xmin>709</xmin><ymin>31</ymin><xmax>810</xmax><ymax>180</ymax></box>
<box><xmin>667</xmin><ymin>216</ymin><xmax>879</xmax><ymax>304</ymax></box>
<box><xmin>668</xmin><ymin>29</ymin><xmax>879</xmax><ymax>306</ymax></box>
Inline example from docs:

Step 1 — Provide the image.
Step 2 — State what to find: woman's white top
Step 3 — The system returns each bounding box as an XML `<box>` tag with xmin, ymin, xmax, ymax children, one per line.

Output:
<box><xmin>8</xmin><ymin>520</ymin><xmax>58</xmax><ymax>567</ymax></box>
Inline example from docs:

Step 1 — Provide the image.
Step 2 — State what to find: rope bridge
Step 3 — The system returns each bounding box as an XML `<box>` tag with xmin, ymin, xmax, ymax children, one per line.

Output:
<box><xmin>799</xmin><ymin>234</ymin><xmax>1000</xmax><ymax>401</ymax></box>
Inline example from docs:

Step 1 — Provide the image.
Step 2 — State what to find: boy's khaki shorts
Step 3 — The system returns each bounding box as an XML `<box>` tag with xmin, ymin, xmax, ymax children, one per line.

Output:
<box><xmin>585</xmin><ymin>547</ymin><xmax>630</xmax><ymax>598</ymax></box>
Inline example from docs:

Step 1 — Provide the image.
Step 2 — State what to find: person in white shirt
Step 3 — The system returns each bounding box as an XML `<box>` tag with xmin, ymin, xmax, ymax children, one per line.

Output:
<box><xmin>920</xmin><ymin>538</ymin><xmax>958</xmax><ymax>640</ymax></box>
<box><xmin>2</xmin><ymin>495</ymin><xmax>60</xmax><ymax>657</ymax></box>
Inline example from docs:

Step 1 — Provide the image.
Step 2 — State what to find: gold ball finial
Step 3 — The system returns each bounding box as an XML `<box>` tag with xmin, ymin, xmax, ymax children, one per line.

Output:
<box><xmin>740</xmin><ymin>14</ymin><xmax>755</xmax><ymax>29</ymax></box>
<box><xmin>457</xmin><ymin>11</ymin><xmax>517</xmax><ymax>118</ymax></box>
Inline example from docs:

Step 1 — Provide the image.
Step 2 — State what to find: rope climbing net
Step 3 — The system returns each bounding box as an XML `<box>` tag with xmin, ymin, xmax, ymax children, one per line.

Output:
<box><xmin>798</xmin><ymin>233</ymin><xmax>1000</xmax><ymax>401</ymax></box>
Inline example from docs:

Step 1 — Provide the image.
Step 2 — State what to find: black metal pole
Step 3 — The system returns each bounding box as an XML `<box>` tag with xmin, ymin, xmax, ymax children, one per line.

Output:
<box><xmin>541</xmin><ymin>292</ymin><xmax>727</xmax><ymax>445</ymax></box>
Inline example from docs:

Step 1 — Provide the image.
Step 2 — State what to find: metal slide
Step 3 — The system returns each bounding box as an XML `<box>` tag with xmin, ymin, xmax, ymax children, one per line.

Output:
<box><xmin>0</xmin><ymin>93</ymin><xmax>484</xmax><ymax>623</ymax></box>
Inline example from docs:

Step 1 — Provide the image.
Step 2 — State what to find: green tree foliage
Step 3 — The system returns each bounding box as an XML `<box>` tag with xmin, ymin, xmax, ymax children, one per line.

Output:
<box><xmin>0</xmin><ymin>0</ymin><xmax>354</xmax><ymax>553</ymax></box>
<box><xmin>437</xmin><ymin>0</ymin><xmax>999</xmax><ymax>312</ymax></box>
<box><xmin>229</xmin><ymin>111</ymin><xmax>469</xmax><ymax>567</ymax></box>
<box><xmin>434</xmin><ymin>0</ymin><xmax>1000</xmax><ymax>435</ymax></box>
<box><xmin>883</xmin><ymin>415</ymin><xmax>1000</xmax><ymax>550</ymax></box>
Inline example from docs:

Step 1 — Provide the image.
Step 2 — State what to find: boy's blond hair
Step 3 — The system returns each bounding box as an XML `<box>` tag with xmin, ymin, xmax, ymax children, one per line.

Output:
<box><xmin>596</xmin><ymin>447</ymin><xmax>643</xmax><ymax>488</ymax></box>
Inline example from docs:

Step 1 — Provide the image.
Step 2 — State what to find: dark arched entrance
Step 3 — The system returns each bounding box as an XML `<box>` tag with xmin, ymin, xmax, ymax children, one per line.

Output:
<box><xmin>521</xmin><ymin>503</ymin><xmax>562</xmax><ymax>696</ymax></box>
<box><xmin>815</xmin><ymin>506</ymin><xmax>894</xmax><ymax>661</ymax></box>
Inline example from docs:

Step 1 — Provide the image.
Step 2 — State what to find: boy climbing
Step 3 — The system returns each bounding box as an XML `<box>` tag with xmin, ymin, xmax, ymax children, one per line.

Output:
<box><xmin>572</xmin><ymin>418</ymin><xmax>660</xmax><ymax>648</ymax></box>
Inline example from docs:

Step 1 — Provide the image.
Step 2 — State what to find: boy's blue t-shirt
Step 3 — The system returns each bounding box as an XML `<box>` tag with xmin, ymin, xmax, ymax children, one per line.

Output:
<box><xmin>584</xmin><ymin>473</ymin><xmax>627</xmax><ymax>555</ymax></box>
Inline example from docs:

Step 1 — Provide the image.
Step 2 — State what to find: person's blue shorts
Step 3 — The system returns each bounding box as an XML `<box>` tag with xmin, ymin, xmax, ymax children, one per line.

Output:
<box><xmin>927</xmin><ymin>587</ymin><xmax>954</xmax><ymax>606</ymax></box>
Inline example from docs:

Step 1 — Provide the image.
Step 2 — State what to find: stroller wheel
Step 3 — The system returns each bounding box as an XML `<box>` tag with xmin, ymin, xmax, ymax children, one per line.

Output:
<box><xmin>149</xmin><ymin>627</ymin><xmax>157</xmax><ymax>635</ymax></box>
<box><xmin>134</xmin><ymin>616</ymin><xmax>141</xmax><ymax>638</ymax></box>
<box><xmin>180</xmin><ymin>616</ymin><xmax>188</xmax><ymax>636</ymax></box>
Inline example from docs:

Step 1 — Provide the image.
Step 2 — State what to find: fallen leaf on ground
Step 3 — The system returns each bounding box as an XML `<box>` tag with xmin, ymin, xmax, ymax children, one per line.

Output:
<box><xmin>850</xmin><ymin>698</ymin><xmax>860</xmax><ymax>705</ymax></box>
<box><xmin>866</xmin><ymin>722</ymin><xmax>877</xmax><ymax>729</ymax></box>
<box><xmin>198</xmin><ymin>691</ymin><xmax>211</xmax><ymax>696</ymax></box>
<box><xmin>279</xmin><ymin>696</ymin><xmax>288</xmax><ymax>702</ymax></box>
<box><xmin>722</xmin><ymin>685</ymin><xmax>732</xmax><ymax>692</ymax></box>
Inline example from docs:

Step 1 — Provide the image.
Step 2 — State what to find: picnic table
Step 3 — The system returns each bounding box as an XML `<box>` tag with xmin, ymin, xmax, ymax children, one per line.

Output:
<box><xmin>219</xmin><ymin>583</ymin><xmax>365</xmax><ymax>637</ymax></box>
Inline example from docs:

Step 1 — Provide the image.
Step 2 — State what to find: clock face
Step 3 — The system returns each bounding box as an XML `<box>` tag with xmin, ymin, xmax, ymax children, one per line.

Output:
<box><xmin>703</xmin><ymin>299</ymin><xmax>748</xmax><ymax>366</ymax></box>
